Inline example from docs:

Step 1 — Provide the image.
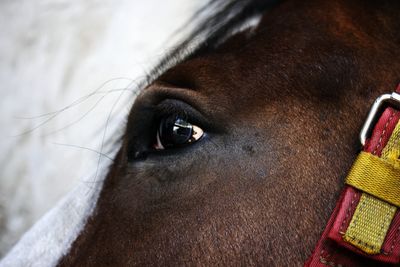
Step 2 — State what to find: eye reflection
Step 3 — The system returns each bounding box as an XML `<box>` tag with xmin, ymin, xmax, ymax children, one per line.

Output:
<box><xmin>154</xmin><ymin>115</ymin><xmax>204</xmax><ymax>150</ymax></box>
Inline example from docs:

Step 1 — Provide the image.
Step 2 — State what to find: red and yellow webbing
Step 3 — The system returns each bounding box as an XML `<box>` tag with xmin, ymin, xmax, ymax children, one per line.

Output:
<box><xmin>344</xmin><ymin>121</ymin><xmax>400</xmax><ymax>254</ymax></box>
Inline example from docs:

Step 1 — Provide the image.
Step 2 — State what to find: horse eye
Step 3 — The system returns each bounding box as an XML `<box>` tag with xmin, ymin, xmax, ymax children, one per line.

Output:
<box><xmin>154</xmin><ymin>115</ymin><xmax>204</xmax><ymax>150</ymax></box>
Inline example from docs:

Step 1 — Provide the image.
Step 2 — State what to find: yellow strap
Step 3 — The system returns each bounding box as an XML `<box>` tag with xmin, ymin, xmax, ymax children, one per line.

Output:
<box><xmin>381</xmin><ymin>122</ymin><xmax>400</xmax><ymax>161</ymax></box>
<box><xmin>343</xmin><ymin>193</ymin><xmax>396</xmax><ymax>254</ymax></box>
<box><xmin>343</xmin><ymin>121</ymin><xmax>400</xmax><ymax>254</ymax></box>
<box><xmin>345</xmin><ymin>151</ymin><xmax>400</xmax><ymax>207</ymax></box>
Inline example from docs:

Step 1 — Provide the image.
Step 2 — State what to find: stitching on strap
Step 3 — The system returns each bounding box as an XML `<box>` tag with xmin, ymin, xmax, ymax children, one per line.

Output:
<box><xmin>373</xmin><ymin>110</ymin><xmax>396</xmax><ymax>155</ymax></box>
<box><xmin>386</xmin><ymin>226</ymin><xmax>400</xmax><ymax>255</ymax></box>
<box><xmin>339</xmin><ymin>192</ymin><xmax>357</xmax><ymax>233</ymax></box>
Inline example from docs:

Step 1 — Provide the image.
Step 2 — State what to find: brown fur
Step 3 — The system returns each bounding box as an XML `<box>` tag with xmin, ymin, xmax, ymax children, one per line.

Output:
<box><xmin>59</xmin><ymin>0</ymin><xmax>400</xmax><ymax>266</ymax></box>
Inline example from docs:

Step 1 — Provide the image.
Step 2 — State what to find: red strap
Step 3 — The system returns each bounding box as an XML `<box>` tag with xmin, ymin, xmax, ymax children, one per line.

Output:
<box><xmin>305</xmin><ymin>85</ymin><xmax>400</xmax><ymax>267</ymax></box>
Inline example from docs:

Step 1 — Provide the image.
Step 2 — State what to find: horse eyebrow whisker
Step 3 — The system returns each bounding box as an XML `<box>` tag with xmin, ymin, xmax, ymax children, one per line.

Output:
<box><xmin>39</xmin><ymin>88</ymin><xmax>138</xmax><ymax>137</ymax></box>
<box><xmin>87</xmin><ymin>79</ymin><xmax>141</xmax><ymax>194</ymax></box>
<box><xmin>52</xmin><ymin>142</ymin><xmax>115</xmax><ymax>162</ymax></box>
<box><xmin>14</xmin><ymin>77</ymin><xmax>136</xmax><ymax>120</ymax></box>
<box><xmin>11</xmin><ymin>86</ymin><xmax>140</xmax><ymax>138</ymax></box>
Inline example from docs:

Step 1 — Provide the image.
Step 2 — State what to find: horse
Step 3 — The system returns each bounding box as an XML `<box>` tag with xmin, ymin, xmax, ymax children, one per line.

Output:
<box><xmin>1</xmin><ymin>0</ymin><xmax>400</xmax><ymax>266</ymax></box>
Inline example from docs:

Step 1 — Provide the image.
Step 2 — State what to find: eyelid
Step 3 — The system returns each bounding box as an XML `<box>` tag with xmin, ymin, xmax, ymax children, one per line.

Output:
<box><xmin>134</xmin><ymin>84</ymin><xmax>227</xmax><ymax>133</ymax></box>
<box><xmin>154</xmin><ymin>99</ymin><xmax>210</xmax><ymax>131</ymax></box>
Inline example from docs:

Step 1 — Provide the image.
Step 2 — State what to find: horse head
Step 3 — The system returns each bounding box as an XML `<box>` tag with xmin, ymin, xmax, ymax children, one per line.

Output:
<box><xmin>3</xmin><ymin>0</ymin><xmax>400</xmax><ymax>266</ymax></box>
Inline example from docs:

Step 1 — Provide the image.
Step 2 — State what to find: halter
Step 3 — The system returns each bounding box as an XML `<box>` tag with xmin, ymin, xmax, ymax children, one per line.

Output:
<box><xmin>306</xmin><ymin>85</ymin><xmax>400</xmax><ymax>266</ymax></box>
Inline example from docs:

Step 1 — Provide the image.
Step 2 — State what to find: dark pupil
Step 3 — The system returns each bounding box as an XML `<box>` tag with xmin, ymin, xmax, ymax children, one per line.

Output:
<box><xmin>159</xmin><ymin>116</ymin><xmax>193</xmax><ymax>147</ymax></box>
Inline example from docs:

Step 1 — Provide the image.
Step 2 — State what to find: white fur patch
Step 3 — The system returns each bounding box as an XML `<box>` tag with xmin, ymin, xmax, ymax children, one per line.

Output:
<box><xmin>0</xmin><ymin>170</ymin><xmax>106</xmax><ymax>267</ymax></box>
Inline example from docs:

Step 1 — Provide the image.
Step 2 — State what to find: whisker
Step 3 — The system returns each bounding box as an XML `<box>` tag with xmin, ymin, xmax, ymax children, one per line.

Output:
<box><xmin>11</xmin><ymin>88</ymin><xmax>138</xmax><ymax>137</ymax></box>
<box><xmin>11</xmin><ymin>110</ymin><xmax>64</xmax><ymax>137</ymax></box>
<box><xmin>52</xmin><ymin>142</ymin><xmax>114</xmax><ymax>161</ymax></box>
<box><xmin>14</xmin><ymin>77</ymin><xmax>135</xmax><ymax>120</ymax></box>
<box><xmin>85</xmin><ymin>79</ymin><xmax>139</xmax><ymax>192</ymax></box>
<box><xmin>40</xmin><ymin>88</ymin><xmax>137</xmax><ymax>137</ymax></box>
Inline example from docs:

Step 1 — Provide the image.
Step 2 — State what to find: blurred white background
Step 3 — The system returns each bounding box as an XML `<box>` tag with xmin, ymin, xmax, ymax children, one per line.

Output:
<box><xmin>0</xmin><ymin>0</ymin><xmax>204</xmax><ymax>256</ymax></box>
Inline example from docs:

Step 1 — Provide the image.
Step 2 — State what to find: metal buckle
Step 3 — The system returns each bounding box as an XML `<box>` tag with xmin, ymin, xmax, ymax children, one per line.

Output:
<box><xmin>360</xmin><ymin>92</ymin><xmax>400</xmax><ymax>146</ymax></box>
